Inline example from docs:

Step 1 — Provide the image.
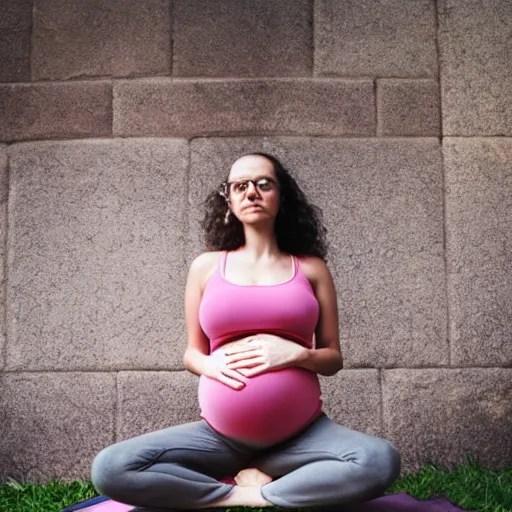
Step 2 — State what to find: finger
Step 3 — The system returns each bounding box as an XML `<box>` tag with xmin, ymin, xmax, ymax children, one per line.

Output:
<box><xmin>218</xmin><ymin>372</ymin><xmax>245</xmax><ymax>389</ymax></box>
<box><xmin>238</xmin><ymin>364</ymin><xmax>268</xmax><ymax>377</ymax></box>
<box><xmin>227</xmin><ymin>356</ymin><xmax>266</xmax><ymax>370</ymax></box>
<box><xmin>224</xmin><ymin>343</ymin><xmax>261</xmax><ymax>355</ymax></box>
<box><xmin>231</xmin><ymin>336</ymin><xmax>255</xmax><ymax>346</ymax></box>
<box><xmin>224</xmin><ymin>349</ymin><xmax>262</xmax><ymax>364</ymax></box>
<box><xmin>221</xmin><ymin>367</ymin><xmax>247</xmax><ymax>383</ymax></box>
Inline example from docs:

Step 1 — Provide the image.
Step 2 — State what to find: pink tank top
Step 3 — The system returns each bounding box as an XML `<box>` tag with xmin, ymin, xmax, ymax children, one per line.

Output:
<box><xmin>198</xmin><ymin>252</ymin><xmax>323</xmax><ymax>446</ymax></box>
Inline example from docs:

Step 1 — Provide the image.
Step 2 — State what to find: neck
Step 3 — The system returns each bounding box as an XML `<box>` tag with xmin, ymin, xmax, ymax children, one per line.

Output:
<box><xmin>240</xmin><ymin>223</ymin><xmax>280</xmax><ymax>259</ymax></box>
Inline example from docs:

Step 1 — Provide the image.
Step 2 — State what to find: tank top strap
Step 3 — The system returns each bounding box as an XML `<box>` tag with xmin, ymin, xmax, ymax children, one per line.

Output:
<box><xmin>219</xmin><ymin>251</ymin><xmax>228</xmax><ymax>278</ymax></box>
<box><xmin>290</xmin><ymin>254</ymin><xmax>298</xmax><ymax>280</ymax></box>
<box><xmin>292</xmin><ymin>255</ymin><xmax>313</xmax><ymax>287</ymax></box>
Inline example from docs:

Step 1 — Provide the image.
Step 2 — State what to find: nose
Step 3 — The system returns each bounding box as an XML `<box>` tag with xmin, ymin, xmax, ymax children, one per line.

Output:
<box><xmin>246</xmin><ymin>181</ymin><xmax>259</xmax><ymax>198</ymax></box>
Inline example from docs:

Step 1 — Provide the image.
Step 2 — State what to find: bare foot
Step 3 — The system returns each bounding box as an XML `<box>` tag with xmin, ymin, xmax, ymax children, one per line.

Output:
<box><xmin>234</xmin><ymin>468</ymin><xmax>273</xmax><ymax>487</ymax></box>
<box><xmin>203</xmin><ymin>485</ymin><xmax>272</xmax><ymax>508</ymax></box>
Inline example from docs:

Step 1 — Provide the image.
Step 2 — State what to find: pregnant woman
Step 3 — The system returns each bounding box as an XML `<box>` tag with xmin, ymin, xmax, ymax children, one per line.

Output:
<box><xmin>91</xmin><ymin>153</ymin><xmax>401</xmax><ymax>510</ymax></box>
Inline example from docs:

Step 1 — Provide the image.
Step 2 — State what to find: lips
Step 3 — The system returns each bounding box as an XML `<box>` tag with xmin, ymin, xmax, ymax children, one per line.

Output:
<box><xmin>243</xmin><ymin>204</ymin><xmax>263</xmax><ymax>211</ymax></box>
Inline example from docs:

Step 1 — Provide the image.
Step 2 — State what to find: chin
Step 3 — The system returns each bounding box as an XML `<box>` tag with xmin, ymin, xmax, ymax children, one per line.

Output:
<box><xmin>241</xmin><ymin>213</ymin><xmax>274</xmax><ymax>224</ymax></box>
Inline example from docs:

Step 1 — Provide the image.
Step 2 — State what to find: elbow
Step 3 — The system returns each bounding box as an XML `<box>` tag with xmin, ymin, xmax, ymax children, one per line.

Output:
<box><xmin>318</xmin><ymin>355</ymin><xmax>343</xmax><ymax>377</ymax></box>
<box><xmin>329</xmin><ymin>354</ymin><xmax>344</xmax><ymax>376</ymax></box>
<box><xmin>183</xmin><ymin>346</ymin><xmax>207</xmax><ymax>376</ymax></box>
<box><xmin>183</xmin><ymin>349</ymin><xmax>192</xmax><ymax>372</ymax></box>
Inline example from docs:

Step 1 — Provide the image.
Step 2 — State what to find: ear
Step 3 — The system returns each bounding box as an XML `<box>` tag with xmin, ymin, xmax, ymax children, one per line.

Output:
<box><xmin>219</xmin><ymin>183</ymin><xmax>230</xmax><ymax>202</ymax></box>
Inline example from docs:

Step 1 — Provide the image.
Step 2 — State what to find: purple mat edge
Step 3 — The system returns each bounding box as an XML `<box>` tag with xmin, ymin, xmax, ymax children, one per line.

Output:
<box><xmin>63</xmin><ymin>492</ymin><xmax>469</xmax><ymax>512</ymax></box>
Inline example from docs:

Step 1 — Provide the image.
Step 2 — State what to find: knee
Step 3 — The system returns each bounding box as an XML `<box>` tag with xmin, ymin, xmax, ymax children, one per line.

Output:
<box><xmin>91</xmin><ymin>444</ymin><xmax>127</xmax><ymax>497</ymax></box>
<box><xmin>367</xmin><ymin>439</ymin><xmax>401</xmax><ymax>490</ymax></box>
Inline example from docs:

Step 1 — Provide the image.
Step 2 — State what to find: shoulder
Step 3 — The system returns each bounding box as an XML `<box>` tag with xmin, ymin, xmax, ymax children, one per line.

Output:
<box><xmin>188</xmin><ymin>251</ymin><xmax>224</xmax><ymax>290</ymax></box>
<box><xmin>296</xmin><ymin>255</ymin><xmax>331</xmax><ymax>275</ymax></box>
<box><xmin>190</xmin><ymin>251</ymin><xmax>223</xmax><ymax>271</ymax></box>
<box><xmin>296</xmin><ymin>255</ymin><xmax>334</xmax><ymax>288</ymax></box>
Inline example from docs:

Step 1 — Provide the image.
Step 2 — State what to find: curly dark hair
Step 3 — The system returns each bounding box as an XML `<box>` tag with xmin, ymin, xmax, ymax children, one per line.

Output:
<box><xmin>201</xmin><ymin>153</ymin><xmax>328</xmax><ymax>260</ymax></box>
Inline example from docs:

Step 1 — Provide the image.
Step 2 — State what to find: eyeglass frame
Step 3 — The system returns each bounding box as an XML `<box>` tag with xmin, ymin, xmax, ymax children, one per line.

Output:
<box><xmin>219</xmin><ymin>177</ymin><xmax>279</xmax><ymax>199</ymax></box>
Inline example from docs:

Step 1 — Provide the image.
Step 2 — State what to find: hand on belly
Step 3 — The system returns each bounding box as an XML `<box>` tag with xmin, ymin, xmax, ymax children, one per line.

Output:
<box><xmin>222</xmin><ymin>334</ymin><xmax>308</xmax><ymax>378</ymax></box>
<box><xmin>203</xmin><ymin>346</ymin><xmax>247</xmax><ymax>390</ymax></box>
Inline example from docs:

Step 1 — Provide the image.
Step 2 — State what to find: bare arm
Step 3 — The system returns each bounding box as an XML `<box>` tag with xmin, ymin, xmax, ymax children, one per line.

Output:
<box><xmin>294</xmin><ymin>256</ymin><xmax>343</xmax><ymax>376</ymax></box>
<box><xmin>183</xmin><ymin>253</ymin><xmax>246</xmax><ymax>389</ymax></box>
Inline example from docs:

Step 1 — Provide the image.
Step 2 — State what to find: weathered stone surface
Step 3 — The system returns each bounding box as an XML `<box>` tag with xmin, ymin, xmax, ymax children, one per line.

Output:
<box><xmin>439</xmin><ymin>0</ymin><xmax>512</xmax><ymax>135</ymax></box>
<box><xmin>113</xmin><ymin>79</ymin><xmax>375</xmax><ymax>137</ymax></box>
<box><xmin>0</xmin><ymin>0</ymin><xmax>32</xmax><ymax>82</ymax></box>
<box><xmin>377</xmin><ymin>79</ymin><xmax>440</xmax><ymax>136</ymax></box>
<box><xmin>383</xmin><ymin>369</ymin><xmax>512</xmax><ymax>471</ymax></box>
<box><xmin>117</xmin><ymin>371</ymin><xmax>201</xmax><ymax>441</ymax></box>
<box><xmin>7</xmin><ymin>139</ymin><xmax>188</xmax><ymax>371</ymax></box>
<box><xmin>444</xmin><ymin>138</ymin><xmax>512</xmax><ymax>366</ymax></box>
<box><xmin>315</xmin><ymin>0</ymin><xmax>437</xmax><ymax>77</ymax></box>
<box><xmin>32</xmin><ymin>0</ymin><xmax>171</xmax><ymax>80</ymax></box>
<box><xmin>189</xmin><ymin>138</ymin><xmax>447</xmax><ymax>368</ymax></box>
<box><xmin>0</xmin><ymin>372</ymin><xmax>115</xmax><ymax>481</ymax></box>
<box><xmin>319</xmin><ymin>370</ymin><xmax>381</xmax><ymax>436</ymax></box>
<box><xmin>173</xmin><ymin>0</ymin><xmax>312</xmax><ymax>77</ymax></box>
<box><xmin>0</xmin><ymin>82</ymin><xmax>112</xmax><ymax>142</ymax></box>
<box><xmin>0</xmin><ymin>146</ymin><xmax>7</xmax><ymax>370</ymax></box>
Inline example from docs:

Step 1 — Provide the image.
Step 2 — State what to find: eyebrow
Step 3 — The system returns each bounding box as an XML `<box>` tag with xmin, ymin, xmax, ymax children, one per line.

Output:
<box><xmin>227</xmin><ymin>175</ymin><xmax>275</xmax><ymax>182</ymax></box>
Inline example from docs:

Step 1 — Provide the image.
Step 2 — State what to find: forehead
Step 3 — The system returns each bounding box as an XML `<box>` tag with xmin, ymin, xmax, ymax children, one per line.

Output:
<box><xmin>228</xmin><ymin>155</ymin><xmax>276</xmax><ymax>181</ymax></box>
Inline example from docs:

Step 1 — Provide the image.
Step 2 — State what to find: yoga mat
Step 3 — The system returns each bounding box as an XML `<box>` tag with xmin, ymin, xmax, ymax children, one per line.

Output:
<box><xmin>61</xmin><ymin>496</ymin><xmax>133</xmax><ymax>511</ymax></box>
<box><xmin>62</xmin><ymin>493</ymin><xmax>468</xmax><ymax>511</ymax></box>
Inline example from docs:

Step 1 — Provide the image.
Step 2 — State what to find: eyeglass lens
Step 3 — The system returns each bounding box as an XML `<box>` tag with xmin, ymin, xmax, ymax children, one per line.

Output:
<box><xmin>229</xmin><ymin>178</ymin><xmax>275</xmax><ymax>194</ymax></box>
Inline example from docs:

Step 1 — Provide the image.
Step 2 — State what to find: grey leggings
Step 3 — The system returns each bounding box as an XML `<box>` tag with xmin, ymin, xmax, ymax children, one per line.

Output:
<box><xmin>91</xmin><ymin>414</ymin><xmax>401</xmax><ymax>509</ymax></box>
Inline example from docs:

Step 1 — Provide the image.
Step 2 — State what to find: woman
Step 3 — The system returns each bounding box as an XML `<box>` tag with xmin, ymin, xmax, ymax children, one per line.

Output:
<box><xmin>91</xmin><ymin>153</ymin><xmax>401</xmax><ymax>510</ymax></box>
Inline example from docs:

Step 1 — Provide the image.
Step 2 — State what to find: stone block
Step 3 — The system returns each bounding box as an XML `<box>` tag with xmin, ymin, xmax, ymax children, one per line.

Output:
<box><xmin>117</xmin><ymin>371</ymin><xmax>201</xmax><ymax>441</ymax></box>
<box><xmin>32</xmin><ymin>0</ymin><xmax>171</xmax><ymax>80</ymax></box>
<box><xmin>383</xmin><ymin>369</ymin><xmax>512</xmax><ymax>471</ymax></box>
<box><xmin>315</xmin><ymin>0</ymin><xmax>437</xmax><ymax>77</ymax></box>
<box><xmin>0</xmin><ymin>147</ymin><xmax>7</xmax><ymax>204</ymax></box>
<box><xmin>0</xmin><ymin>82</ymin><xmax>112</xmax><ymax>142</ymax></box>
<box><xmin>173</xmin><ymin>0</ymin><xmax>312</xmax><ymax>77</ymax></box>
<box><xmin>113</xmin><ymin>78</ymin><xmax>375</xmax><ymax>137</ymax></box>
<box><xmin>444</xmin><ymin>138</ymin><xmax>512</xmax><ymax>366</ymax></box>
<box><xmin>439</xmin><ymin>0</ymin><xmax>512</xmax><ymax>135</ymax></box>
<box><xmin>7</xmin><ymin>139</ymin><xmax>189</xmax><ymax>371</ymax></box>
<box><xmin>188</xmin><ymin>138</ymin><xmax>447</xmax><ymax>368</ymax></box>
<box><xmin>0</xmin><ymin>146</ymin><xmax>7</xmax><ymax>370</ymax></box>
<box><xmin>377</xmin><ymin>79</ymin><xmax>440</xmax><ymax>136</ymax></box>
<box><xmin>319</xmin><ymin>370</ymin><xmax>382</xmax><ymax>436</ymax></box>
<box><xmin>0</xmin><ymin>372</ymin><xmax>116</xmax><ymax>481</ymax></box>
<box><xmin>0</xmin><ymin>0</ymin><xmax>32</xmax><ymax>82</ymax></box>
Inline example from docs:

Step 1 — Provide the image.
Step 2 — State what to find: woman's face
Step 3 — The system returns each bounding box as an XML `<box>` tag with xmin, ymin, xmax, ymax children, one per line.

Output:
<box><xmin>226</xmin><ymin>155</ymin><xmax>280</xmax><ymax>225</ymax></box>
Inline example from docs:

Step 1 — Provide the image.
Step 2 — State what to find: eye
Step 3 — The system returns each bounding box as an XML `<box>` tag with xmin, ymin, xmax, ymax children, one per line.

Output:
<box><xmin>256</xmin><ymin>178</ymin><xmax>274</xmax><ymax>191</ymax></box>
<box><xmin>232</xmin><ymin>180</ymin><xmax>249</xmax><ymax>194</ymax></box>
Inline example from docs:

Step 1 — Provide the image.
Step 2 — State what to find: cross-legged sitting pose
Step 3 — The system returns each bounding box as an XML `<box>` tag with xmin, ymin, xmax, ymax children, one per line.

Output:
<box><xmin>91</xmin><ymin>153</ymin><xmax>401</xmax><ymax>510</ymax></box>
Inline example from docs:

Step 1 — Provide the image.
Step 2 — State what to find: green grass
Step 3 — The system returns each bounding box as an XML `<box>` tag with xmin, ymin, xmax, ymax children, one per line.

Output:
<box><xmin>386</xmin><ymin>456</ymin><xmax>512</xmax><ymax>512</ymax></box>
<box><xmin>0</xmin><ymin>480</ymin><xmax>98</xmax><ymax>512</ymax></box>
<box><xmin>0</xmin><ymin>456</ymin><xmax>511</xmax><ymax>512</ymax></box>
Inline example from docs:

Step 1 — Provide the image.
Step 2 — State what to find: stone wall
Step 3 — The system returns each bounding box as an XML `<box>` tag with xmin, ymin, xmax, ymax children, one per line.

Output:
<box><xmin>0</xmin><ymin>0</ymin><xmax>511</xmax><ymax>481</ymax></box>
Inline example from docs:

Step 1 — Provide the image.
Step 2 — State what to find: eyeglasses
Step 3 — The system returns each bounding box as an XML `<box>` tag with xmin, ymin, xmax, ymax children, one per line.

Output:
<box><xmin>221</xmin><ymin>177</ymin><xmax>278</xmax><ymax>197</ymax></box>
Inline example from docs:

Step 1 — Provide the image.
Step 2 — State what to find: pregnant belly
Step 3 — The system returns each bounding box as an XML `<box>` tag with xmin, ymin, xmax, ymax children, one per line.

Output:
<box><xmin>198</xmin><ymin>365</ymin><xmax>322</xmax><ymax>446</ymax></box>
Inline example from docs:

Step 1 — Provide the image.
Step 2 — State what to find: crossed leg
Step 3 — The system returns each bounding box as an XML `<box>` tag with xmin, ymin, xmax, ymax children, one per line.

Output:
<box><xmin>252</xmin><ymin>414</ymin><xmax>401</xmax><ymax>507</ymax></box>
<box><xmin>91</xmin><ymin>421</ymin><xmax>249</xmax><ymax>509</ymax></box>
<box><xmin>92</xmin><ymin>416</ymin><xmax>400</xmax><ymax>510</ymax></box>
